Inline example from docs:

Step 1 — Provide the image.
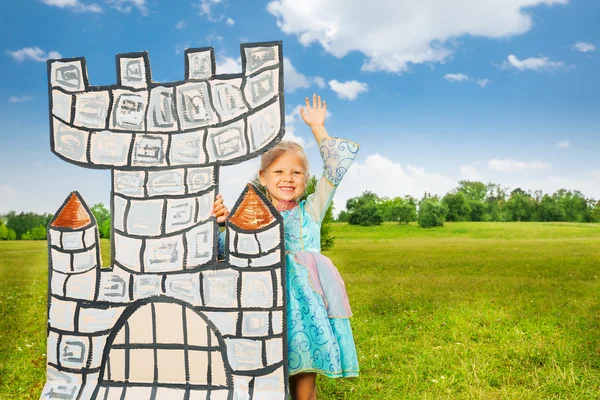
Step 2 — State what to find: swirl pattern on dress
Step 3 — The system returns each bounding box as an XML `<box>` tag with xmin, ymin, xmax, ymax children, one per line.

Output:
<box><xmin>319</xmin><ymin>137</ymin><xmax>360</xmax><ymax>186</ymax></box>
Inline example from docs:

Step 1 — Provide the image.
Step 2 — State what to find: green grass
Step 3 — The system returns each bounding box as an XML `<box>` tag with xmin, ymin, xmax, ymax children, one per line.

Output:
<box><xmin>1</xmin><ymin>222</ymin><xmax>599</xmax><ymax>399</ymax></box>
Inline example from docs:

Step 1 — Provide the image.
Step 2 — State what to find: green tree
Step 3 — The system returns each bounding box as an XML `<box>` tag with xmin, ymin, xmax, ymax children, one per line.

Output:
<box><xmin>591</xmin><ymin>200</ymin><xmax>600</xmax><ymax>223</ymax></box>
<box><xmin>349</xmin><ymin>203</ymin><xmax>383</xmax><ymax>226</ymax></box>
<box><xmin>442</xmin><ymin>192</ymin><xmax>471</xmax><ymax>222</ymax></box>
<box><xmin>418</xmin><ymin>195</ymin><xmax>447</xmax><ymax>228</ymax></box>
<box><xmin>457</xmin><ymin>180</ymin><xmax>488</xmax><ymax>202</ymax></box>
<box><xmin>0</xmin><ymin>220</ymin><xmax>17</xmax><ymax>240</ymax></box>
<box><xmin>504</xmin><ymin>190</ymin><xmax>535</xmax><ymax>221</ymax></box>
<box><xmin>91</xmin><ymin>204</ymin><xmax>111</xmax><ymax>238</ymax></box>
<box><xmin>31</xmin><ymin>225</ymin><xmax>47</xmax><ymax>240</ymax></box>
<box><xmin>535</xmin><ymin>194</ymin><xmax>565</xmax><ymax>221</ymax></box>
<box><xmin>4</xmin><ymin>211</ymin><xmax>52</xmax><ymax>239</ymax></box>
<box><xmin>554</xmin><ymin>189</ymin><xmax>590</xmax><ymax>222</ymax></box>
<box><xmin>347</xmin><ymin>191</ymin><xmax>383</xmax><ymax>226</ymax></box>
<box><xmin>398</xmin><ymin>196</ymin><xmax>418</xmax><ymax>224</ymax></box>
<box><xmin>337</xmin><ymin>210</ymin><xmax>350</xmax><ymax>222</ymax></box>
<box><xmin>468</xmin><ymin>200</ymin><xmax>486</xmax><ymax>221</ymax></box>
<box><xmin>21</xmin><ymin>231</ymin><xmax>33</xmax><ymax>240</ymax></box>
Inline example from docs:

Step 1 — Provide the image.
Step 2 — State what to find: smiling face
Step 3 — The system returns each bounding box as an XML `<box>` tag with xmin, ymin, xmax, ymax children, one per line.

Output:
<box><xmin>259</xmin><ymin>150</ymin><xmax>307</xmax><ymax>206</ymax></box>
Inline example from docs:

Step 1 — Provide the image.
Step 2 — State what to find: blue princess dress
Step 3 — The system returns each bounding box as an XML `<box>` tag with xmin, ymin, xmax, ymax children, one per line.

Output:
<box><xmin>281</xmin><ymin>136</ymin><xmax>360</xmax><ymax>378</ymax></box>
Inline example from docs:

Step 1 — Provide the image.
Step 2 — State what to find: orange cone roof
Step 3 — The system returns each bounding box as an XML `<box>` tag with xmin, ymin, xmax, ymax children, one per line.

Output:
<box><xmin>228</xmin><ymin>185</ymin><xmax>275</xmax><ymax>230</ymax></box>
<box><xmin>51</xmin><ymin>192</ymin><xmax>93</xmax><ymax>229</ymax></box>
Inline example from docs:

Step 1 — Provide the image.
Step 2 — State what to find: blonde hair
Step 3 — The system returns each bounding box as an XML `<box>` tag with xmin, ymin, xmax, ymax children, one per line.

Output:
<box><xmin>260</xmin><ymin>140</ymin><xmax>310</xmax><ymax>184</ymax></box>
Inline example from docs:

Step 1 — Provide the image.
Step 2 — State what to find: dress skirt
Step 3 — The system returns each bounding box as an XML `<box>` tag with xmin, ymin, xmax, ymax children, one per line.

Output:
<box><xmin>285</xmin><ymin>252</ymin><xmax>359</xmax><ymax>378</ymax></box>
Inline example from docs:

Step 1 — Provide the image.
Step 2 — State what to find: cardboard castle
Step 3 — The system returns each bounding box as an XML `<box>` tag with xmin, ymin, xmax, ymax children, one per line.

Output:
<box><xmin>41</xmin><ymin>42</ymin><xmax>288</xmax><ymax>400</ymax></box>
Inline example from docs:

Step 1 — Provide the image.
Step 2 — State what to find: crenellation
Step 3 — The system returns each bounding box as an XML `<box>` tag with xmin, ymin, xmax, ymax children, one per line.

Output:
<box><xmin>117</xmin><ymin>53</ymin><xmax>150</xmax><ymax>90</ymax></box>
<box><xmin>185</xmin><ymin>48</ymin><xmax>215</xmax><ymax>81</ymax></box>
<box><xmin>49</xmin><ymin>59</ymin><xmax>87</xmax><ymax>92</ymax></box>
<box><xmin>243</xmin><ymin>45</ymin><xmax>279</xmax><ymax>76</ymax></box>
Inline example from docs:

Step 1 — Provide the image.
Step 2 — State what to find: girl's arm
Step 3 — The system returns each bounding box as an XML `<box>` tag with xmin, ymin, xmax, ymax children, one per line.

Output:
<box><xmin>301</xmin><ymin>94</ymin><xmax>360</xmax><ymax>223</ymax></box>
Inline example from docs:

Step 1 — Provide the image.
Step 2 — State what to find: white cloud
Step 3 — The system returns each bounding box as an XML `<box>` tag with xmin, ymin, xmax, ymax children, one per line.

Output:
<box><xmin>283</xmin><ymin>57</ymin><xmax>311</xmax><ymax>92</ymax></box>
<box><xmin>460</xmin><ymin>163</ymin><xmax>484</xmax><ymax>180</ymax></box>
<box><xmin>266</xmin><ymin>0</ymin><xmax>568</xmax><ymax>73</ymax></box>
<box><xmin>106</xmin><ymin>0</ymin><xmax>148</xmax><ymax>15</ymax></box>
<box><xmin>333</xmin><ymin>154</ymin><xmax>455</xmax><ymax>213</ymax></box>
<box><xmin>41</xmin><ymin>0</ymin><xmax>102</xmax><ymax>12</ymax></box>
<box><xmin>9</xmin><ymin>96</ymin><xmax>33</xmax><ymax>103</ymax></box>
<box><xmin>477</xmin><ymin>78</ymin><xmax>490</xmax><ymax>88</ymax></box>
<box><xmin>196</xmin><ymin>0</ymin><xmax>232</xmax><ymax>23</ymax></box>
<box><xmin>488</xmin><ymin>159</ymin><xmax>550</xmax><ymax>173</ymax></box>
<box><xmin>444</xmin><ymin>73</ymin><xmax>469</xmax><ymax>82</ymax></box>
<box><xmin>556</xmin><ymin>141</ymin><xmax>570</xmax><ymax>148</ymax></box>
<box><xmin>216</xmin><ymin>56</ymin><xmax>242</xmax><ymax>74</ymax></box>
<box><xmin>502</xmin><ymin>54</ymin><xmax>565</xmax><ymax>71</ymax></box>
<box><xmin>312</xmin><ymin>76</ymin><xmax>326</xmax><ymax>89</ymax></box>
<box><xmin>7</xmin><ymin>47</ymin><xmax>62</xmax><ymax>62</ymax></box>
<box><xmin>328</xmin><ymin>80</ymin><xmax>368</xmax><ymax>100</ymax></box>
<box><xmin>175</xmin><ymin>20</ymin><xmax>187</xmax><ymax>29</ymax></box>
<box><xmin>443</xmin><ymin>74</ymin><xmax>490</xmax><ymax>88</ymax></box>
<box><xmin>573</xmin><ymin>42</ymin><xmax>596</xmax><ymax>53</ymax></box>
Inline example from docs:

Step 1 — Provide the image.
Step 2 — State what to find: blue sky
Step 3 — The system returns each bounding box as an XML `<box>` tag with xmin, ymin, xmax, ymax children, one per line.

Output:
<box><xmin>1</xmin><ymin>0</ymin><xmax>599</xmax><ymax>214</ymax></box>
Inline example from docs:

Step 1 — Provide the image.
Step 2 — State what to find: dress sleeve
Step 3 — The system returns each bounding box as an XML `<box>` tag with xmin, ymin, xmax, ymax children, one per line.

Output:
<box><xmin>305</xmin><ymin>136</ymin><xmax>360</xmax><ymax>224</ymax></box>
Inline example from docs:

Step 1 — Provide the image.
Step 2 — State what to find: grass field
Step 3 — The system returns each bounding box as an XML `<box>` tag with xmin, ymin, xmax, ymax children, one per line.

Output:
<box><xmin>1</xmin><ymin>222</ymin><xmax>599</xmax><ymax>399</ymax></box>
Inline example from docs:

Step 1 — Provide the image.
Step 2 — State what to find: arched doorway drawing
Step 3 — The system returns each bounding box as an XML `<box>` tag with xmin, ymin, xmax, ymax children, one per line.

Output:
<box><xmin>94</xmin><ymin>298</ymin><xmax>233</xmax><ymax>399</ymax></box>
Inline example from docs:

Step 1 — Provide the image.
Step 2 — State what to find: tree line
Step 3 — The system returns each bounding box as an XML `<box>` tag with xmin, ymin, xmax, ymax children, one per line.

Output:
<box><xmin>338</xmin><ymin>180</ymin><xmax>600</xmax><ymax>228</ymax></box>
<box><xmin>3</xmin><ymin>179</ymin><xmax>599</xmax><ymax>241</ymax></box>
<box><xmin>0</xmin><ymin>204</ymin><xmax>111</xmax><ymax>241</ymax></box>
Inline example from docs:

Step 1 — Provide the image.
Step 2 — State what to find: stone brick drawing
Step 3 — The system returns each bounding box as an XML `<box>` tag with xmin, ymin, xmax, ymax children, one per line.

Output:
<box><xmin>41</xmin><ymin>42</ymin><xmax>287</xmax><ymax>399</ymax></box>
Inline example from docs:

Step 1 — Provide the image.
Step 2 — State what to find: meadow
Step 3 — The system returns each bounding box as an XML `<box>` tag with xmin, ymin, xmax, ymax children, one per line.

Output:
<box><xmin>0</xmin><ymin>222</ymin><xmax>599</xmax><ymax>399</ymax></box>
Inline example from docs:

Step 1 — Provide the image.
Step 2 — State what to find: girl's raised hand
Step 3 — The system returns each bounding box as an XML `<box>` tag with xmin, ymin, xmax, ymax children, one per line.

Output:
<box><xmin>211</xmin><ymin>194</ymin><xmax>229</xmax><ymax>224</ymax></box>
<box><xmin>300</xmin><ymin>94</ymin><xmax>326</xmax><ymax>129</ymax></box>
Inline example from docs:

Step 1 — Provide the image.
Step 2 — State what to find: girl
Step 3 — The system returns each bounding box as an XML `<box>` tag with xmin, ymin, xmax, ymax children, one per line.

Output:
<box><xmin>212</xmin><ymin>94</ymin><xmax>360</xmax><ymax>400</ymax></box>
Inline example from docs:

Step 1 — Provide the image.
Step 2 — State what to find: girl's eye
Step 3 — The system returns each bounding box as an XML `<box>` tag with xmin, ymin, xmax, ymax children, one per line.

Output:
<box><xmin>293</xmin><ymin>171</ymin><xmax>302</xmax><ymax>175</ymax></box>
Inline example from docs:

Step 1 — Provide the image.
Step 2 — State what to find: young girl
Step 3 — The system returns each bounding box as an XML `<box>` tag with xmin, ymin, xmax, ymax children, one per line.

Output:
<box><xmin>212</xmin><ymin>94</ymin><xmax>360</xmax><ymax>400</ymax></box>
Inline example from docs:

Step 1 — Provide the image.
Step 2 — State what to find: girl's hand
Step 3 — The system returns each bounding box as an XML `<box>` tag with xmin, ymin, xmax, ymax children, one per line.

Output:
<box><xmin>211</xmin><ymin>194</ymin><xmax>229</xmax><ymax>224</ymax></box>
<box><xmin>300</xmin><ymin>94</ymin><xmax>326</xmax><ymax>129</ymax></box>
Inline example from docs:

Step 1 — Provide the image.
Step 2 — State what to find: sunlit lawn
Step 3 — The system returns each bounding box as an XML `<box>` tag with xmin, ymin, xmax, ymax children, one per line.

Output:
<box><xmin>1</xmin><ymin>222</ymin><xmax>599</xmax><ymax>399</ymax></box>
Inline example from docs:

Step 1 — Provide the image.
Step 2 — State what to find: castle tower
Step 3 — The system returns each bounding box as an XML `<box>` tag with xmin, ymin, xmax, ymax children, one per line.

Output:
<box><xmin>42</xmin><ymin>42</ymin><xmax>288</xmax><ymax>399</ymax></box>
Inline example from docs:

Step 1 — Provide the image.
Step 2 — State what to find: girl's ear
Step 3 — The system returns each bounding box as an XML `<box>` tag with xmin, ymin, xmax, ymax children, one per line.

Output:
<box><xmin>259</xmin><ymin>170</ymin><xmax>266</xmax><ymax>187</ymax></box>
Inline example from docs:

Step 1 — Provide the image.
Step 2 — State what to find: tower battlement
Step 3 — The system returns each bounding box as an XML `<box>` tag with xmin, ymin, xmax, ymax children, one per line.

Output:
<box><xmin>48</xmin><ymin>42</ymin><xmax>284</xmax><ymax>170</ymax></box>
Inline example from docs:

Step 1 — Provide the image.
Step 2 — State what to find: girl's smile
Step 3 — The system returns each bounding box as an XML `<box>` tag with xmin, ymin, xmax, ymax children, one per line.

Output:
<box><xmin>259</xmin><ymin>150</ymin><xmax>307</xmax><ymax>207</ymax></box>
